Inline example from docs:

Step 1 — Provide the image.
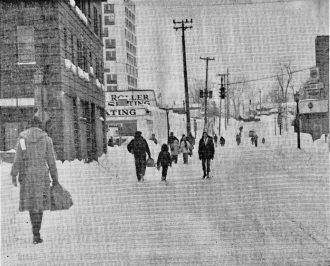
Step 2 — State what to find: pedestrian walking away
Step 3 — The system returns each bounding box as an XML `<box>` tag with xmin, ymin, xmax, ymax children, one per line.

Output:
<box><xmin>127</xmin><ymin>131</ymin><xmax>151</xmax><ymax>182</ymax></box>
<box><xmin>214</xmin><ymin>134</ymin><xmax>218</xmax><ymax>147</ymax></box>
<box><xmin>10</xmin><ymin>115</ymin><xmax>59</xmax><ymax>244</ymax></box>
<box><xmin>157</xmin><ymin>144</ymin><xmax>172</xmax><ymax>181</ymax></box>
<box><xmin>168</xmin><ymin>132</ymin><xmax>178</xmax><ymax>146</ymax></box>
<box><xmin>170</xmin><ymin>139</ymin><xmax>180</xmax><ymax>164</ymax></box>
<box><xmin>198</xmin><ymin>131</ymin><xmax>215</xmax><ymax>179</ymax></box>
<box><xmin>254</xmin><ymin>134</ymin><xmax>258</xmax><ymax>147</ymax></box>
<box><xmin>236</xmin><ymin>133</ymin><xmax>241</xmax><ymax>146</ymax></box>
<box><xmin>180</xmin><ymin>135</ymin><xmax>192</xmax><ymax>164</ymax></box>
<box><xmin>149</xmin><ymin>133</ymin><xmax>158</xmax><ymax>144</ymax></box>
<box><xmin>262</xmin><ymin>137</ymin><xmax>265</xmax><ymax>144</ymax></box>
<box><xmin>220</xmin><ymin>136</ymin><xmax>225</xmax><ymax>146</ymax></box>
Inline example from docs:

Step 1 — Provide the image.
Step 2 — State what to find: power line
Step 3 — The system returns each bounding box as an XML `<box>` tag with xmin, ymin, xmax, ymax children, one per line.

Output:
<box><xmin>227</xmin><ymin>66</ymin><xmax>313</xmax><ymax>86</ymax></box>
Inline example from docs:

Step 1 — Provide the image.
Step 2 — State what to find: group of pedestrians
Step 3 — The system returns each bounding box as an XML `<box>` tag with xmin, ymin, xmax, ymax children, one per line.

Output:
<box><xmin>127</xmin><ymin>130</ymin><xmax>215</xmax><ymax>182</ymax></box>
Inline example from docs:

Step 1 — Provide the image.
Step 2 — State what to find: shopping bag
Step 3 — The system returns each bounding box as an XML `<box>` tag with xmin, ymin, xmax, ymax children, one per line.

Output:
<box><xmin>50</xmin><ymin>183</ymin><xmax>73</xmax><ymax>211</ymax></box>
<box><xmin>146</xmin><ymin>157</ymin><xmax>155</xmax><ymax>167</ymax></box>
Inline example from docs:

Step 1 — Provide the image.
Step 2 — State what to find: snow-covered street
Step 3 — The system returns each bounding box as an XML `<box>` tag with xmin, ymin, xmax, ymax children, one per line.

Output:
<box><xmin>1</xmin><ymin>118</ymin><xmax>329</xmax><ymax>265</ymax></box>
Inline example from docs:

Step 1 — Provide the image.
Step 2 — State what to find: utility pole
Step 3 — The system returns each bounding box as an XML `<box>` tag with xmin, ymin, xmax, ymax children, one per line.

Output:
<box><xmin>226</xmin><ymin>67</ymin><xmax>230</xmax><ymax>125</ymax></box>
<box><xmin>173</xmin><ymin>19</ymin><xmax>193</xmax><ymax>140</ymax></box>
<box><xmin>259</xmin><ymin>89</ymin><xmax>262</xmax><ymax>115</ymax></box>
<box><xmin>200</xmin><ymin>56</ymin><xmax>215</xmax><ymax>130</ymax></box>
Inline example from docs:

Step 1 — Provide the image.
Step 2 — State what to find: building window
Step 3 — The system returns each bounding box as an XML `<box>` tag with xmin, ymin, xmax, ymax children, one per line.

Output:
<box><xmin>106</xmin><ymin>74</ymin><xmax>117</xmax><ymax>84</ymax></box>
<box><xmin>105</xmin><ymin>39</ymin><xmax>116</xmax><ymax>49</ymax></box>
<box><xmin>17</xmin><ymin>26</ymin><xmax>35</xmax><ymax>64</ymax></box>
<box><xmin>104</xmin><ymin>14</ymin><xmax>115</xmax><ymax>25</ymax></box>
<box><xmin>104</xmin><ymin>3</ymin><xmax>114</xmax><ymax>13</ymax></box>
<box><xmin>106</xmin><ymin>51</ymin><xmax>116</xmax><ymax>61</ymax></box>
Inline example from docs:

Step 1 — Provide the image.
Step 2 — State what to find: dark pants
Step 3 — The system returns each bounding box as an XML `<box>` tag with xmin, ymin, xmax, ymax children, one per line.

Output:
<box><xmin>202</xmin><ymin>158</ymin><xmax>211</xmax><ymax>176</ymax></box>
<box><xmin>183</xmin><ymin>153</ymin><xmax>188</xmax><ymax>164</ymax></box>
<box><xmin>171</xmin><ymin>155</ymin><xmax>178</xmax><ymax>164</ymax></box>
<box><xmin>135</xmin><ymin>158</ymin><xmax>146</xmax><ymax>181</ymax></box>
<box><xmin>162</xmin><ymin>165</ymin><xmax>169</xmax><ymax>179</ymax></box>
<box><xmin>29</xmin><ymin>211</ymin><xmax>43</xmax><ymax>238</ymax></box>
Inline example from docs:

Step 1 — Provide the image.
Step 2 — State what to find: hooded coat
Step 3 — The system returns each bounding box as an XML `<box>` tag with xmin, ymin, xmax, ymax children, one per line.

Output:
<box><xmin>11</xmin><ymin>127</ymin><xmax>58</xmax><ymax>212</ymax></box>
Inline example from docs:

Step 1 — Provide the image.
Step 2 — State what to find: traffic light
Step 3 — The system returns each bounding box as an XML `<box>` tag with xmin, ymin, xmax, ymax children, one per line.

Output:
<box><xmin>199</xmin><ymin>90</ymin><xmax>204</xmax><ymax>98</ymax></box>
<box><xmin>208</xmin><ymin>91</ymin><xmax>213</xmax><ymax>98</ymax></box>
<box><xmin>220</xmin><ymin>86</ymin><xmax>226</xmax><ymax>99</ymax></box>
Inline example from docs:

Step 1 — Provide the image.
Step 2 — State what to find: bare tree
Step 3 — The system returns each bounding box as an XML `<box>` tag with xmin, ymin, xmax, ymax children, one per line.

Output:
<box><xmin>276</xmin><ymin>62</ymin><xmax>293</xmax><ymax>132</ymax></box>
<box><xmin>229</xmin><ymin>76</ymin><xmax>249</xmax><ymax>119</ymax></box>
<box><xmin>188</xmin><ymin>79</ymin><xmax>204</xmax><ymax>104</ymax></box>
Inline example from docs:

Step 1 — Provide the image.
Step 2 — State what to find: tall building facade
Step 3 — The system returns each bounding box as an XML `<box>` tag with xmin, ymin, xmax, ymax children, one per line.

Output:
<box><xmin>0</xmin><ymin>0</ymin><xmax>107</xmax><ymax>161</ymax></box>
<box><xmin>102</xmin><ymin>0</ymin><xmax>138</xmax><ymax>92</ymax></box>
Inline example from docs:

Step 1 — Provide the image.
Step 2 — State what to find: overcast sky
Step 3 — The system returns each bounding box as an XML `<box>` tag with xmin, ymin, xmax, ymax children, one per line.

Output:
<box><xmin>135</xmin><ymin>0</ymin><xmax>329</xmax><ymax>106</ymax></box>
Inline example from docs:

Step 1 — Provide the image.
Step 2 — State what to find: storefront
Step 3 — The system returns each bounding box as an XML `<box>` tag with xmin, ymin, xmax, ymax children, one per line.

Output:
<box><xmin>105</xmin><ymin>90</ymin><xmax>167</xmax><ymax>142</ymax></box>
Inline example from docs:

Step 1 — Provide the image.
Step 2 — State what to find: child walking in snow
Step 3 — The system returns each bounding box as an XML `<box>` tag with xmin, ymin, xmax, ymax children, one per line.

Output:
<box><xmin>157</xmin><ymin>144</ymin><xmax>172</xmax><ymax>181</ymax></box>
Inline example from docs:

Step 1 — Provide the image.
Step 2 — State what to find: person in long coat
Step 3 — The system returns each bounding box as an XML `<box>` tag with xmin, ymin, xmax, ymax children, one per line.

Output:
<box><xmin>198</xmin><ymin>131</ymin><xmax>215</xmax><ymax>179</ymax></box>
<box><xmin>11</xmin><ymin>116</ymin><xmax>59</xmax><ymax>244</ymax></box>
<box><xmin>170</xmin><ymin>139</ymin><xmax>180</xmax><ymax>164</ymax></box>
<box><xmin>179</xmin><ymin>135</ymin><xmax>192</xmax><ymax>164</ymax></box>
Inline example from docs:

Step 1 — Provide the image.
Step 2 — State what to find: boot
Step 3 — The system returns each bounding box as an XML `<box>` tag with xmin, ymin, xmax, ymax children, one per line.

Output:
<box><xmin>33</xmin><ymin>236</ymin><xmax>43</xmax><ymax>244</ymax></box>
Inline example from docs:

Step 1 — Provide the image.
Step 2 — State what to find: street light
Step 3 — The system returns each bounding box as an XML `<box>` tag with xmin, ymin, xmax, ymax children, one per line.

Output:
<box><xmin>294</xmin><ymin>91</ymin><xmax>301</xmax><ymax>149</ymax></box>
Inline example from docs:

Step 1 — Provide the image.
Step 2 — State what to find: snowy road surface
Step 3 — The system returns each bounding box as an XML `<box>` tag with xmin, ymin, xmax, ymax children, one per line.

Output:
<box><xmin>1</xmin><ymin>132</ymin><xmax>329</xmax><ymax>265</ymax></box>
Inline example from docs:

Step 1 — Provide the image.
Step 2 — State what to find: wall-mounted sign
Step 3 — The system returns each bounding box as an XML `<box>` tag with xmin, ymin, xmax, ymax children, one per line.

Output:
<box><xmin>106</xmin><ymin>90</ymin><xmax>156</xmax><ymax>107</ymax></box>
<box><xmin>107</xmin><ymin>106</ymin><xmax>147</xmax><ymax>117</ymax></box>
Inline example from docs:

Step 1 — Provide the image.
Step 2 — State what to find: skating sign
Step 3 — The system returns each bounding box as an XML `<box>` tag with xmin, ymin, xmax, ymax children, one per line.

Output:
<box><xmin>106</xmin><ymin>90</ymin><xmax>156</xmax><ymax>118</ymax></box>
<box><xmin>106</xmin><ymin>90</ymin><xmax>156</xmax><ymax>107</ymax></box>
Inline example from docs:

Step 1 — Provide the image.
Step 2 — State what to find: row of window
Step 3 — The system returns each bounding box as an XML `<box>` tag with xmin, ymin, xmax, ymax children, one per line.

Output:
<box><xmin>74</xmin><ymin>0</ymin><xmax>102</xmax><ymax>38</ymax></box>
<box><xmin>125</xmin><ymin>18</ymin><xmax>135</xmax><ymax>33</ymax></box>
<box><xmin>126</xmin><ymin>41</ymin><xmax>136</xmax><ymax>55</ymax></box>
<box><xmin>125</xmin><ymin>7</ymin><xmax>135</xmax><ymax>22</ymax></box>
<box><xmin>125</xmin><ymin>29</ymin><xmax>136</xmax><ymax>45</ymax></box>
<box><xmin>63</xmin><ymin>27</ymin><xmax>104</xmax><ymax>82</ymax></box>
<box><xmin>105</xmin><ymin>74</ymin><xmax>137</xmax><ymax>87</ymax></box>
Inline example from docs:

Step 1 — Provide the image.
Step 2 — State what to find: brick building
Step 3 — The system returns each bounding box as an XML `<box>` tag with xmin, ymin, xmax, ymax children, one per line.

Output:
<box><xmin>0</xmin><ymin>0</ymin><xmax>107</xmax><ymax>161</ymax></box>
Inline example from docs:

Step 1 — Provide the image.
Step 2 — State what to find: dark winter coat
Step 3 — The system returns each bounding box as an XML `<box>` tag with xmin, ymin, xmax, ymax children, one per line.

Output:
<box><xmin>11</xmin><ymin>127</ymin><xmax>58</xmax><ymax>212</ymax></box>
<box><xmin>198</xmin><ymin>136</ymin><xmax>215</xmax><ymax>160</ymax></box>
<box><xmin>127</xmin><ymin>136</ymin><xmax>151</xmax><ymax>160</ymax></box>
<box><xmin>157</xmin><ymin>151</ymin><xmax>172</xmax><ymax>167</ymax></box>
